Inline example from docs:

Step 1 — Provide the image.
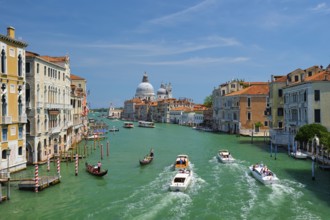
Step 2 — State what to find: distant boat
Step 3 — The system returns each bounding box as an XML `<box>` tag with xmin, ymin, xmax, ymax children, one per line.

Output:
<box><xmin>86</xmin><ymin>134</ymin><xmax>106</xmax><ymax>140</ymax></box>
<box><xmin>217</xmin><ymin>149</ymin><xmax>235</xmax><ymax>163</ymax></box>
<box><xmin>109</xmin><ymin>126</ymin><xmax>119</xmax><ymax>132</ymax></box>
<box><xmin>290</xmin><ymin>151</ymin><xmax>308</xmax><ymax>159</ymax></box>
<box><xmin>123</xmin><ymin>122</ymin><xmax>134</xmax><ymax>128</ymax></box>
<box><xmin>138</xmin><ymin>121</ymin><xmax>155</xmax><ymax>128</ymax></box>
<box><xmin>249</xmin><ymin>163</ymin><xmax>279</xmax><ymax>185</ymax></box>
<box><xmin>139</xmin><ymin>149</ymin><xmax>154</xmax><ymax>165</ymax></box>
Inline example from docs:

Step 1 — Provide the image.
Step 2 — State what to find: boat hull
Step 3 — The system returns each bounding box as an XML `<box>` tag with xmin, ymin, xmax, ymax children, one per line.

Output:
<box><xmin>85</xmin><ymin>162</ymin><xmax>108</xmax><ymax>177</ymax></box>
<box><xmin>139</xmin><ymin>157</ymin><xmax>153</xmax><ymax>165</ymax></box>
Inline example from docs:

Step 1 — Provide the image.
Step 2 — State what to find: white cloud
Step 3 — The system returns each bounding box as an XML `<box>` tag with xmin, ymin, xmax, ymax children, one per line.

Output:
<box><xmin>136</xmin><ymin>56</ymin><xmax>249</xmax><ymax>66</ymax></box>
<box><xmin>148</xmin><ymin>0</ymin><xmax>216</xmax><ymax>25</ymax></box>
<box><xmin>311</xmin><ymin>3</ymin><xmax>330</xmax><ymax>13</ymax></box>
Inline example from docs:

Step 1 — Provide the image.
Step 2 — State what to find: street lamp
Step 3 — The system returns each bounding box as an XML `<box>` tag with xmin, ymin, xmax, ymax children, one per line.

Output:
<box><xmin>6</xmin><ymin>148</ymin><xmax>11</xmax><ymax>200</ymax></box>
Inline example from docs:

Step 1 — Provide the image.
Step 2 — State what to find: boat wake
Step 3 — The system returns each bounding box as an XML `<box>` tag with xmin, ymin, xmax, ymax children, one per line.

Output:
<box><xmin>104</xmin><ymin>164</ymin><xmax>205</xmax><ymax>219</ymax></box>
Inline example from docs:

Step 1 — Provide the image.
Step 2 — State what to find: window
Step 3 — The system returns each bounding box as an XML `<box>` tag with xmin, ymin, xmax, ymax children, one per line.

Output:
<box><xmin>315</xmin><ymin>109</ymin><xmax>321</xmax><ymax>123</ymax></box>
<box><xmin>37</xmin><ymin>63</ymin><xmax>39</xmax><ymax>74</ymax></box>
<box><xmin>247</xmin><ymin>112</ymin><xmax>251</xmax><ymax>120</ymax></box>
<box><xmin>1</xmin><ymin>49</ymin><xmax>6</xmax><ymax>73</ymax></box>
<box><xmin>25</xmin><ymin>62</ymin><xmax>30</xmax><ymax>74</ymax></box>
<box><xmin>294</xmin><ymin>75</ymin><xmax>299</xmax><ymax>82</ymax></box>
<box><xmin>19</xmin><ymin>126</ymin><xmax>23</xmax><ymax>139</ymax></box>
<box><xmin>264</xmin><ymin>121</ymin><xmax>268</xmax><ymax>126</ymax></box>
<box><xmin>44</xmin><ymin>66</ymin><xmax>46</xmax><ymax>76</ymax></box>
<box><xmin>18</xmin><ymin>146</ymin><xmax>23</xmax><ymax>155</ymax></box>
<box><xmin>304</xmin><ymin>91</ymin><xmax>307</xmax><ymax>102</ymax></box>
<box><xmin>2</xmin><ymin>150</ymin><xmax>6</xmax><ymax>159</ymax></box>
<box><xmin>278</xmin><ymin>89</ymin><xmax>283</xmax><ymax>97</ymax></box>
<box><xmin>2</xmin><ymin>128</ymin><xmax>8</xmax><ymax>141</ymax></box>
<box><xmin>247</xmin><ymin>97</ymin><xmax>251</xmax><ymax>107</ymax></box>
<box><xmin>277</xmin><ymin>108</ymin><xmax>284</xmax><ymax>116</ymax></box>
<box><xmin>308</xmin><ymin>71</ymin><xmax>312</xmax><ymax>77</ymax></box>
<box><xmin>1</xmin><ymin>94</ymin><xmax>7</xmax><ymax>116</ymax></box>
<box><xmin>278</xmin><ymin>121</ymin><xmax>283</xmax><ymax>128</ymax></box>
<box><xmin>18</xmin><ymin>54</ymin><xmax>22</xmax><ymax>76</ymax></box>
<box><xmin>314</xmin><ymin>90</ymin><xmax>320</xmax><ymax>101</ymax></box>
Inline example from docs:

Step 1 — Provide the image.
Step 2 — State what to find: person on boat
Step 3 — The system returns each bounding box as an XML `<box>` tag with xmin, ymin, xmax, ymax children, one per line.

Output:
<box><xmin>97</xmin><ymin>161</ymin><xmax>102</xmax><ymax>173</ymax></box>
<box><xmin>149</xmin><ymin>149</ymin><xmax>154</xmax><ymax>157</ymax></box>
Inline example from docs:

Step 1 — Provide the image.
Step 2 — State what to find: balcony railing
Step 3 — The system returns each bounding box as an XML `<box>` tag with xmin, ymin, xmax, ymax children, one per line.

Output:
<box><xmin>2</xmin><ymin>116</ymin><xmax>12</xmax><ymax>124</ymax></box>
<box><xmin>18</xmin><ymin>114</ymin><xmax>27</xmax><ymax>123</ymax></box>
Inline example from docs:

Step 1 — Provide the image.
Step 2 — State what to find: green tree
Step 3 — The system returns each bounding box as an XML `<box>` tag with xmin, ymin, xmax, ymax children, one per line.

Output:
<box><xmin>295</xmin><ymin>123</ymin><xmax>328</xmax><ymax>146</ymax></box>
<box><xmin>204</xmin><ymin>95</ymin><xmax>213</xmax><ymax>108</ymax></box>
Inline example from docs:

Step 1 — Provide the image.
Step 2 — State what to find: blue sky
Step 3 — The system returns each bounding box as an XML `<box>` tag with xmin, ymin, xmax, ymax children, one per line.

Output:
<box><xmin>1</xmin><ymin>0</ymin><xmax>330</xmax><ymax>108</ymax></box>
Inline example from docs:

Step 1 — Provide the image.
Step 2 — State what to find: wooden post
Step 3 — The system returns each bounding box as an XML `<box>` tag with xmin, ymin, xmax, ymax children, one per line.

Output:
<box><xmin>101</xmin><ymin>144</ymin><xmax>103</xmax><ymax>160</ymax></box>
<box><xmin>94</xmin><ymin>137</ymin><xmax>96</xmax><ymax>150</ymax></box>
<box><xmin>35</xmin><ymin>164</ymin><xmax>39</xmax><ymax>193</ymax></box>
<box><xmin>312</xmin><ymin>156</ymin><xmax>316</xmax><ymax>180</ymax></box>
<box><xmin>275</xmin><ymin>145</ymin><xmax>277</xmax><ymax>160</ymax></box>
<box><xmin>270</xmin><ymin>142</ymin><xmax>273</xmax><ymax>157</ymax></box>
<box><xmin>107</xmin><ymin>141</ymin><xmax>109</xmax><ymax>157</ymax></box>
<box><xmin>75</xmin><ymin>154</ymin><xmax>78</xmax><ymax>176</ymax></box>
<box><xmin>0</xmin><ymin>183</ymin><xmax>2</xmax><ymax>203</ymax></box>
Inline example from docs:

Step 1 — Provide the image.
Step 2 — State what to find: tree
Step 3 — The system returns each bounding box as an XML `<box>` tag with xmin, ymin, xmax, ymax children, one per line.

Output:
<box><xmin>204</xmin><ymin>95</ymin><xmax>212</xmax><ymax>108</ymax></box>
<box><xmin>295</xmin><ymin>123</ymin><xmax>328</xmax><ymax>146</ymax></box>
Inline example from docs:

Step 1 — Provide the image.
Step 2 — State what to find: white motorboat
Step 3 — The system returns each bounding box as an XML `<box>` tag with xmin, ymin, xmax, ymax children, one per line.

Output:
<box><xmin>123</xmin><ymin>122</ymin><xmax>134</xmax><ymax>128</ymax></box>
<box><xmin>217</xmin><ymin>149</ymin><xmax>235</xmax><ymax>163</ymax></box>
<box><xmin>169</xmin><ymin>169</ymin><xmax>193</xmax><ymax>192</ymax></box>
<box><xmin>290</xmin><ymin>151</ymin><xmax>308</xmax><ymax>159</ymax></box>
<box><xmin>249</xmin><ymin>163</ymin><xmax>279</xmax><ymax>185</ymax></box>
<box><xmin>174</xmin><ymin>154</ymin><xmax>189</xmax><ymax>170</ymax></box>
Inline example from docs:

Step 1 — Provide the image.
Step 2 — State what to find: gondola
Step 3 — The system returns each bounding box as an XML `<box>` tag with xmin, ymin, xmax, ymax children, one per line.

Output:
<box><xmin>85</xmin><ymin>162</ymin><xmax>108</xmax><ymax>176</ymax></box>
<box><xmin>139</xmin><ymin>156</ymin><xmax>154</xmax><ymax>165</ymax></box>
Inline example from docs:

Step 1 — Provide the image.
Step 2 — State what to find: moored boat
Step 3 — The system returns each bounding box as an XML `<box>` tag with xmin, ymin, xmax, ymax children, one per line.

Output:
<box><xmin>109</xmin><ymin>126</ymin><xmax>119</xmax><ymax>132</ymax></box>
<box><xmin>174</xmin><ymin>154</ymin><xmax>189</xmax><ymax>170</ymax></box>
<box><xmin>86</xmin><ymin>133</ymin><xmax>106</xmax><ymax>140</ymax></box>
<box><xmin>217</xmin><ymin>149</ymin><xmax>235</xmax><ymax>163</ymax></box>
<box><xmin>249</xmin><ymin>163</ymin><xmax>278</xmax><ymax>185</ymax></box>
<box><xmin>290</xmin><ymin>150</ymin><xmax>308</xmax><ymax>159</ymax></box>
<box><xmin>169</xmin><ymin>169</ymin><xmax>193</xmax><ymax>192</ymax></box>
<box><xmin>138</xmin><ymin>121</ymin><xmax>155</xmax><ymax>128</ymax></box>
<box><xmin>85</xmin><ymin>162</ymin><xmax>108</xmax><ymax>177</ymax></box>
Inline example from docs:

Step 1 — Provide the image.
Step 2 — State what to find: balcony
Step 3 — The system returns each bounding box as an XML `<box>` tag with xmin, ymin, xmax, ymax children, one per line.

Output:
<box><xmin>1</xmin><ymin>116</ymin><xmax>12</xmax><ymax>124</ymax></box>
<box><xmin>18</xmin><ymin>114</ymin><xmax>27</xmax><ymax>123</ymax></box>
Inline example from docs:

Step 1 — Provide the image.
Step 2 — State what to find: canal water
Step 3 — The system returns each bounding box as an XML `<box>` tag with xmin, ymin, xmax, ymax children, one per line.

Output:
<box><xmin>1</xmin><ymin>115</ymin><xmax>330</xmax><ymax>219</ymax></box>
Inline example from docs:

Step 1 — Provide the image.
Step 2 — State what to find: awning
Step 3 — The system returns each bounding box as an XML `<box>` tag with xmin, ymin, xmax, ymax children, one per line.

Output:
<box><xmin>49</xmin><ymin>110</ymin><xmax>60</xmax><ymax>115</ymax></box>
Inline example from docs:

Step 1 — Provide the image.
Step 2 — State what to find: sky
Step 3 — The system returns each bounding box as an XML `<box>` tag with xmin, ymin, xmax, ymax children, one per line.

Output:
<box><xmin>1</xmin><ymin>0</ymin><xmax>330</xmax><ymax>108</ymax></box>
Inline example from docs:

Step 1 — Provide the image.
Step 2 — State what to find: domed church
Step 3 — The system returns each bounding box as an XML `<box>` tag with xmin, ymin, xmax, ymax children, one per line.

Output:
<box><xmin>135</xmin><ymin>72</ymin><xmax>155</xmax><ymax>101</ymax></box>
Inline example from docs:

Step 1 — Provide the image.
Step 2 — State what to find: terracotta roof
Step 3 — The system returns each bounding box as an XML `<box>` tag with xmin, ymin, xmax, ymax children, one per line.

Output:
<box><xmin>226</xmin><ymin>84</ymin><xmax>269</xmax><ymax>96</ymax></box>
<box><xmin>26</xmin><ymin>51</ymin><xmax>40</xmax><ymax>57</ymax></box>
<box><xmin>274</xmin><ymin>75</ymin><xmax>287</xmax><ymax>82</ymax></box>
<box><xmin>171</xmin><ymin>106</ymin><xmax>193</xmax><ymax>112</ymax></box>
<box><xmin>70</xmin><ymin>73</ymin><xmax>85</xmax><ymax>80</ymax></box>
<box><xmin>305</xmin><ymin>71</ymin><xmax>330</xmax><ymax>81</ymax></box>
<box><xmin>40</xmin><ymin>55</ymin><xmax>68</xmax><ymax>63</ymax></box>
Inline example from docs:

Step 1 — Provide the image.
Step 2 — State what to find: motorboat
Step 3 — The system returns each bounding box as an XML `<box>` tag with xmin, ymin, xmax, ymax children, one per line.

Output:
<box><xmin>174</xmin><ymin>154</ymin><xmax>189</xmax><ymax>170</ymax></box>
<box><xmin>217</xmin><ymin>149</ymin><xmax>235</xmax><ymax>163</ymax></box>
<box><xmin>86</xmin><ymin>134</ymin><xmax>106</xmax><ymax>140</ymax></box>
<box><xmin>290</xmin><ymin>151</ymin><xmax>308</xmax><ymax>159</ymax></box>
<box><xmin>138</xmin><ymin>121</ymin><xmax>155</xmax><ymax>128</ymax></box>
<box><xmin>169</xmin><ymin>169</ymin><xmax>193</xmax><ymax>192</ymax></box>
<box><xmin>123</xmin><ymin>122</ymin><xmax>134</xmax><ymax>128</ymax></box>
<box><xmin>249</xmin><ymin>163</ymin><xmax>279</xmax><ymax>185</ymax></box>
<box><xmin>109</xmin><ymin>126</ymin><xmax>119</xmax><ymax>132</ymax></box>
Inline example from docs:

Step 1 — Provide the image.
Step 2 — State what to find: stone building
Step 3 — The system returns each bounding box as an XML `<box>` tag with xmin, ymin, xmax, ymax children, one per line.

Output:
<box><xmin>25</xmin><ymin>51</ymin><xmax>72</xmax><ymax>163</ymax></box>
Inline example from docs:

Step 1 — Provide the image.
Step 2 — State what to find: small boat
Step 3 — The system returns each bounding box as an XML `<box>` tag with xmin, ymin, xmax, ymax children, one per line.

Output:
<box><xmin>249</xmin><ymin>163</ymin><xmax>279</xmax><ymax>185</ymax></box>
<box><xmin>217</xmin><ymin>149</ymin><xmax>235</xmax><ymax>163</ymax></box>
<box><xmin>138</xmin><ymin>121</ymin><xmax>155</xmax><ymax>128</ymax></box>
<box><xmin>139</xmin><ymin>149</ymin><xmax>154</xmax><ymax>165</ymax></box>
<box><xmin>169</xmin><ymin>169</ymin><xmax>193</xmax><ymax>192</ymax></box>
<box><xmin>86</xmin><ymin>134</ymin><xmax>106</xmax><ymax>140</ymax></box>
<box><xmin>290</xmin><ymin>150</ymin><xmax>308</xmax><ymax>159</ymax></box>
<box><xmin>139</xmin><ymin>156</ymin><xmax>153</xmax><ymax>165</ymax></box>
<box><xmin>123</xmin><ymin>122</ymin><xmax>134</xmax><ymax>128</ymax></box>
<box><xmin>109</xmin><ymin>126</ymin><xmax>119</xmax><ymax>132</ymax></box>
<box><xmin>174</xmin><ymin>154</ymin><xmax>189</xmax><ymax>170</ymax></box>
<box><xmin>85</xmin><ymin>162</ymin><xmax>108</xmax><ymax>177</ymax></box>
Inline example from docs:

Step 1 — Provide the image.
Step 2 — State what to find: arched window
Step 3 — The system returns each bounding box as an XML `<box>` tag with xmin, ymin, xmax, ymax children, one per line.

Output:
<box><xmin>1</xmin><ymin>49</ymin><xmax>6</xmax><ymax>73</ymax></box>
<box><xmin>18</xmin><ymin>54</ymin><xmax>22</xmax><ymax>76</ymax></box>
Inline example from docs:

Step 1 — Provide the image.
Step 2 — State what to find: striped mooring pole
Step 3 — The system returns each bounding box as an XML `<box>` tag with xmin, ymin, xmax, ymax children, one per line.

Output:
<box><xmin>75</xmin><ymin>154</ymin><xmax>78</xmax><ymax>176</ymax></box>
<box><xmin>47</xmin><ymin>154</ymin><xmax>50</xmax><ymax>172</ymax></box>
<box><xmin>35</xmin><ymin>164</ymin><xmax>39</xmax><ymax>193</ymax></box>
<box><xmin>57</xmin><ymin>158</ymin><xmax>61</xmax><ymax>178</ymax></box>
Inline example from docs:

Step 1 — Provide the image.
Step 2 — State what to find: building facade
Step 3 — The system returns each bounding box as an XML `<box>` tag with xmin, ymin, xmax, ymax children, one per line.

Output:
<box><xmin>0</xmin><ymin>27</ymin><xmax>28</xmax><ymax>172</ymax></box>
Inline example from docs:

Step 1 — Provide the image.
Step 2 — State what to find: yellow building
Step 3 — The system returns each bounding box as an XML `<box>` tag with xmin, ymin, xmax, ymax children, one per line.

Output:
<box><xmin>0</xmin><ymin>27</ymin><xmax>28</xmax><ymax>172</ymax></box>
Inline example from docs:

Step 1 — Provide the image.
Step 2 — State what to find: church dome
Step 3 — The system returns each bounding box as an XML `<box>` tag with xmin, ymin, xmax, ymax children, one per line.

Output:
<box><xmin>157</xmin><ymin>83</ymin><xmax>167</xmax><ymax>95</ymax></box>
<box><xmin>135</xmin><ymin>73</ymin><xmax>155</xmax><ymax>100</ymax></box>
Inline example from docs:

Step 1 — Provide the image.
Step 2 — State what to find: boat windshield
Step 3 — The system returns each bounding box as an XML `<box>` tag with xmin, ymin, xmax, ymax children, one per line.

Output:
<box><xmin>174</xmin><ymin>177</ymin><xmax>186</xmax><ymax>183</ymax></box>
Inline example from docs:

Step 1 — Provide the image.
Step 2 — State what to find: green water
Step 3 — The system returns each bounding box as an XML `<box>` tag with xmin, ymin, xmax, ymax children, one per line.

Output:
<box><xmin>1</xmin><ymin>117</ymin><xmax>330</xmax><ymax>220</ymax></box>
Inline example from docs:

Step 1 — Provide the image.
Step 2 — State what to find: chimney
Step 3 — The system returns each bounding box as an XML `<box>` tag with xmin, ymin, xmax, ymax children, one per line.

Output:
<box><xmin>7</xmin><ymin>26</ymin><xmax>15</xmax><ymax>39</ymax></box>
